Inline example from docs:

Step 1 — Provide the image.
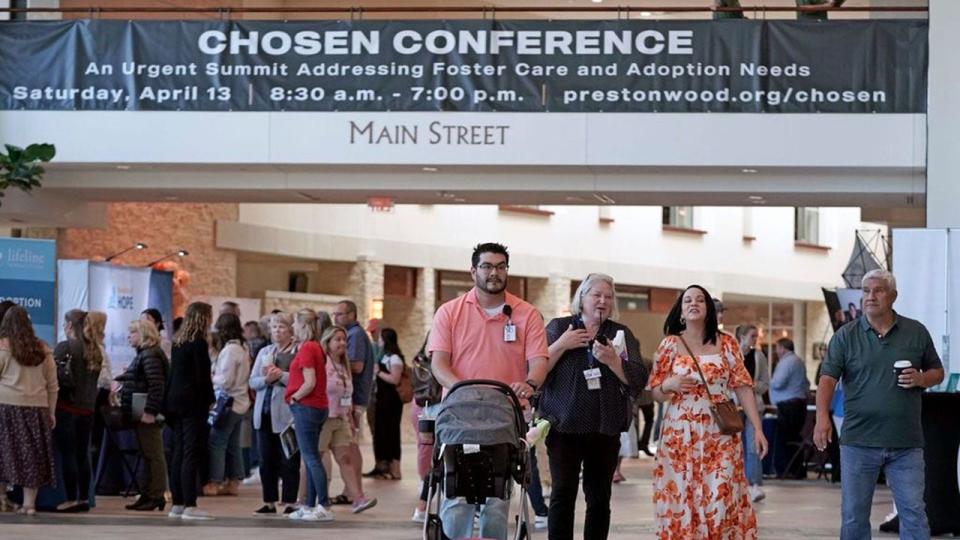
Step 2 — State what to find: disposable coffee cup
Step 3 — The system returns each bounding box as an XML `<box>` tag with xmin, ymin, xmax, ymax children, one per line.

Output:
<box><xmin>894</xmin><ymin>360</ymin><xmax>913</xmax><ymax>385</ymax></box>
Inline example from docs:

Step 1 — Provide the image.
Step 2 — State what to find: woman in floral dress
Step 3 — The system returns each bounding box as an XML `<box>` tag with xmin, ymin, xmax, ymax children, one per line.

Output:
<box><xmin>647</xmin><ymin>285</ymin><xmax>768</xmax><ymax>539</ymax></box>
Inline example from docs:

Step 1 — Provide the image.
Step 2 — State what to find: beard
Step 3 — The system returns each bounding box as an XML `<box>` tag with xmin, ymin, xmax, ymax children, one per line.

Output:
<box><xmin>476</xmin><ymin>275</ymin><xmax>508</xmax><ymax>295</ymax></box>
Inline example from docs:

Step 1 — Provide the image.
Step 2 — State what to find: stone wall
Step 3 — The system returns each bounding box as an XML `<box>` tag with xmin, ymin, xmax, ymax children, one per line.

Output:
<box><xmin>58</xmin><ymin>202</ymin><xmax>239</xmax><ymax>298</ymax></box>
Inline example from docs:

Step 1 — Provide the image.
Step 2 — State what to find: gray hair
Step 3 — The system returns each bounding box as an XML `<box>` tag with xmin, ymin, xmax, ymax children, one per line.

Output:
<box><xmin>862</xmin><ymin>269</ymin><xmax>897</xmax><ymax>291</ymax></box>
<box><xmin>570</xmin><ymin>273</ymin><xmax>619</xmax><ymax>320</ymax></box>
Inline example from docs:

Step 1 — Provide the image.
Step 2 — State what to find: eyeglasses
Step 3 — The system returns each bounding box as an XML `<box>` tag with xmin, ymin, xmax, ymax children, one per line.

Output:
<box><xmin>476</xmin><ymin>263</ymin><xmax>509</xmax><ymax>273</ymax></box>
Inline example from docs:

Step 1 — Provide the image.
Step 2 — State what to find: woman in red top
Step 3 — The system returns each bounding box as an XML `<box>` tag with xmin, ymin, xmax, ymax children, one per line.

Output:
<box><xmin>284</xmin><ymin>309</ymin><xmax>332</xmax><ymax>522</ymax></box>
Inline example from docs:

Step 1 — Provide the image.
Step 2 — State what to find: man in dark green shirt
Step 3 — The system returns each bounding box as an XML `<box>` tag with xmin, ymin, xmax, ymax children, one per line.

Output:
<box><xmin>814</xmin><ymin>270</ymin><xmax>944</xmax><ymax>540</ymax></box>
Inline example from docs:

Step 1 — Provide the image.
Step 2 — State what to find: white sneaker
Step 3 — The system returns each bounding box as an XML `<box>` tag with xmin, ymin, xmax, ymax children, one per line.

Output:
<box><xmin>748</xmin><ymin>485</ymin><xmax>766</xmax><ymax>503</ymax></box>
<box><xmin>534</xmin><ymin>515</ymin><xmax>548</xmax><ymax>529</ymax></box>
<box><xmin>288</xmin><ymin>507</ymin><xmax>312</xmax><ymax>520</ymax></box>
<box><xmin>182</xmin><ymin>507</ymin><xmax>214</xmax><ymax>521</ymax></box>
<box><xmin>242</xmin><ymin>469</ymin><xmax>261</xmax><ymax>486</ymax></box>
<box><xmin>302</xmin><ymin>506</ymin><xmax>334</xmax><ymax>522</ymax></box>
<box><xmin>168</xmin><ymin>505</ymin><xmax>185</xmax><ymax>518</ymax></box>
<box><xmin>411</xmin><ymin>508</ymin><xmax>427</xmax><ymax>522</ymax></box>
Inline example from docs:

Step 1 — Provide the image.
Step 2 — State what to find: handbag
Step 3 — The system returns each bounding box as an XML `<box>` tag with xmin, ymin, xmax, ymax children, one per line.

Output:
<box><xmin>207</xmin><ymin>390</ymin><xmax>235</xmax><ymax>428</ymax></box>
<box><xmin>55</xmin><ymin>350</ymin><xmax>75</xmax><ymax>392</ymax></box>
<box><xmin>411</xmin><ymin>333</ymin><xmax>443</xmax><ymax>406</ymax></box>
<box><xmin>676</xmin><ymin>335</ymin><xmax>744</xmax><ymax>435</ymax></box>
<box><xmin>279</xmin><ymin>423</ymin><xmax>299</xmax><ymax>459</ymax></box>
<box><xmin>396</xmin><ymin>364</ymin><xmax>414</xmax><ymax>404</ymax></box>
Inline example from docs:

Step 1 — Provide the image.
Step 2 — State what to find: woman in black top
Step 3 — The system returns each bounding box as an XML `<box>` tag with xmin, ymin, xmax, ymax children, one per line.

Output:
<box><xmin>115</xmin><ymin>319</ymin><xmax>169</xmax><ymax>512</ymax></box>
<box><xmin>163</xmin><ymin>302</ymin><xmax>215</xmax><ymax>520</ymax></box>
<box><xmin>52</xmin><ymin>310</ymin><xmax>104</xmax><ymax>512</ymax></box>
<box><xmin>538</xmin><ymin>273</ymin><xmax>648</xmax><ymax>540</ymax></box>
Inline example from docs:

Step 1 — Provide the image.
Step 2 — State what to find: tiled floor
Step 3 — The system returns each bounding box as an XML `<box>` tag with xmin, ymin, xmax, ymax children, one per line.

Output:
<box><xmin>0</xmin><ymin>443</ymin><xmax>904</xmax><ymax>539</ymax></box>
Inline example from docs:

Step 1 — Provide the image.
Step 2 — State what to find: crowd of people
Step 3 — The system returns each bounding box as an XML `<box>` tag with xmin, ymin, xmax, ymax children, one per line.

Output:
<box><xmin>0</xmin><ymin>242</ymin><xmax>943</xmax><ymax>540</ymax></box>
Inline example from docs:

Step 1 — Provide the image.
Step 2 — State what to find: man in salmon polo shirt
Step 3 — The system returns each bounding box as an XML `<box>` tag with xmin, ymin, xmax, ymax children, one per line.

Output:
<box><xmin>429</xmin><ymin>242</ymin><xmax>550</xmax><ymax>540</ymax></box>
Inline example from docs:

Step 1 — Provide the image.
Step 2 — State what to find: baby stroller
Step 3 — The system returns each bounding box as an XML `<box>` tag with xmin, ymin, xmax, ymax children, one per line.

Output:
<box><xmin>422</xmin><ymin>379</ymin><xmax>532</xmax><ymax>540</ymax></box>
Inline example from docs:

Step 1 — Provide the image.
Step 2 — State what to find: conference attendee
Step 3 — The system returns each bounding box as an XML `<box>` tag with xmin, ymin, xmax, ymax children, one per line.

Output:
<box><xmin>117</xmin><ymin>319</ymin><xmax>169</xmax><ymax>512</ymax></box>
<box><xmin>0</xmin><ymin>306</ymin><xmax>57</xmax><ymax>516</ymax></box>
<box><xmin>736</xmin><ymin>323</ymin><xmax>770</xmax><ymax>502</ymax></box>
<box><xmin>164</xmin><ymin>302</ymin><xmax>215</xmax><ymax>520</ymax></box>
<box><xmin>814</xmin><ymin>269</ymin><xmax>944</xmax><ymax>540</ymax></box>
<box><xmin>648</xmin><ymin>285</ymin><xmax>767</xmax><ymax>539</ymax></box>
<box><xmin>141</xmin><ymin>308</ymin><xmax>171</xmax><ymax>359</ymax></box>
<box><xmin>770</xmin><ymin>337</ymin><xmax>810</xmax><ymax>479</ymax></box>
<box><xmin>220</xmin><ymin>301</ymin><xmax>241</xmax><ymax>317</ymax></box>
<box><xmin>369</xmin><ymin>327</ymin><xmax>403</xmax><ymax>480</ymax></box>
<box><xmin>284</xmin><ymin>309</ymin><xmax>333</xmax><ymax>522</ymax></box>
<box><xmin>429</xmin><ymin>242</ymin><xmax>550</xmax><ymax>540</ymax></box>
<box><xmin>318</xmin><ymin>325</ymin><xmax>377</xmax><ymax>513</ymax></box>
<box><xmin>250</xmin><ymin>312</ymin><xmax>300</xmax><ymax>516</ymax></box>
<box><xmin>84</xmin><ymin>312</ymin><xmax>114</xmax><ymax>390</ymax></box>
<box><xmin>844</xmin><ymin>302</ymin><xmax>860</xmax><ymax>323</ymax></box>
<box><xmin>245</xmin><ymin>320</ymin><xmax>267</xmax><ymax>358</ymax></box>
<box><xmin>204</xmin><ymin>313</ymin><xmax>251</xmax><ymax>497</ymax></box>
<box><xmin>362</xmin><ymin>318</ymin><xmax>384</xmax><ymax>477</ymax></box>
<box><xmin>331</xmin><ymin>300</ymin><xmax>372</xmax><ymax>501</ymax></box>
<box><xmin>635</xmin><ymin>357</ymin><xmax>656</xmax><ymax>457</ymax></box>
<box><xmin>52</xmin><ymin>309</ymin><xmax>103</xmax><ymax>513</ymax></box>
<box><xmin>539</xmin><ymin>272</ymin><xmax>647</xmax><ymax>540</ymax></box>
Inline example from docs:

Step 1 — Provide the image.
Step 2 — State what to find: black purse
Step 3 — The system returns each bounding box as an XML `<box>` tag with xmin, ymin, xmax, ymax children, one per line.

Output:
<box><xmin>55</xmin><ymin>351</ymin><xmax>75</xmax><ymax>391</ymax></box>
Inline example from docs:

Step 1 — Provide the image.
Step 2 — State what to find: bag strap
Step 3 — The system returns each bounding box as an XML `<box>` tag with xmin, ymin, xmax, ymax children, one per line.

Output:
<box><xmin>676</xmin><ymin>334</ymin><xmax>718</xmax><ymax>403</ymax></box>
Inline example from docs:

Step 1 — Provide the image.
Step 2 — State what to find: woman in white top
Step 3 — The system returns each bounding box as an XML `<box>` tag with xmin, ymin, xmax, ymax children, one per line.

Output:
<box><xmin>373</xmin><ymin>328</ymin><xmax>405</xmax><ymax>480</ymax></box>
<box><xmin>204</xmin><ymin>313</ymin><xmax>251</xmax><ymax>496</ymax></box>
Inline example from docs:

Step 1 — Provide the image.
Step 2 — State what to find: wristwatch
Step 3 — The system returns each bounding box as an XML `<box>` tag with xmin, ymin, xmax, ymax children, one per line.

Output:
<box><xmin>525</xmin><ymin>379</ymin><xmax>539</xmax><ymax>392</ymax></box>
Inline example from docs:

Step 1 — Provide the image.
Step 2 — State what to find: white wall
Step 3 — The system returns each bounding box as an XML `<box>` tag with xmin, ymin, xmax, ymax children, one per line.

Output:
<box><xmin>234</xmin><ymin>203</ymin><xmax>862</xmax><ymax>302</ymax></box>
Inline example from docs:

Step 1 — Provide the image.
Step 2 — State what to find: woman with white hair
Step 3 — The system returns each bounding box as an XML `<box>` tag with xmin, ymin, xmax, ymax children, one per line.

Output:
<box><xmin>537</xmin><ymin>273</ymin><xmax>649</xmax><ymax>540</ymax></box>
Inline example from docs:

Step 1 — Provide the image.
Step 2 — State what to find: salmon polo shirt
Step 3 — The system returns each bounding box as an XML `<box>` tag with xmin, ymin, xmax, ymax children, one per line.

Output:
<box><xmin>428</xmin><ymin>288</ymin><xmax>549</xmax><ymax>385</ymax></box>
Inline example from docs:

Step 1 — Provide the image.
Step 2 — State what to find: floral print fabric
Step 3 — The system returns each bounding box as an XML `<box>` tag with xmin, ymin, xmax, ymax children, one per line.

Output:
<box><xmin>648</xmin><ymin>333</ymin><xmax>757</xmax><ymax>540</ymax></box>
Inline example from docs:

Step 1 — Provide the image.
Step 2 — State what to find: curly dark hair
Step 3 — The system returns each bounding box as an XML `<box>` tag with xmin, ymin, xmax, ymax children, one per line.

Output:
<box><xmin>0</xmin><ymin>306</ymin><xmax>47</xmax><ymax>367</ymax></box>
<box><xmin>471</xmin><ymin>242</ymin><xmax>509</xmax><ymax>268</ymax></box>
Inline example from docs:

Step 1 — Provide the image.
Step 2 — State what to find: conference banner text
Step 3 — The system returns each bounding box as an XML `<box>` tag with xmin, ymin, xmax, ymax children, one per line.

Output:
<box><xmin>0</xmin><ymin>19</ymin><xmax>927</xmax><ymax>113</ymax></box>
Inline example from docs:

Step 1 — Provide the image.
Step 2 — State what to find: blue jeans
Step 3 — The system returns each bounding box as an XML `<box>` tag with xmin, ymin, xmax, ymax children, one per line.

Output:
<box><xmin>840</xmin><ymin>445</ymin><xmax>929</xmax><ymax>540</ymax></box>
<box><xmin>742</xmin><ymin>414</ymin><xmax>762</xmax><ymax>486</ymax></box>
<box><xmin>208</xmin><ymin>409</ymin><xmax>245</xmax><ymax>482</ymax></box>
<box><xmin>441</xmin><ymin>496</ymin><xmax>509</xmax><ymax>540</ymax></box>
<box><xmin>290</xmin><ymin>404</ymin><xmax>329</xmax><ymax>508</ymax></box>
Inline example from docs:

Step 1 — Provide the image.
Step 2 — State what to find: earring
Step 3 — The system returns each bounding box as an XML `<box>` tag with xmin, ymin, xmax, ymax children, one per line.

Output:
<box><xmin>680</xmin><ymin>317</ymin><xmax>686</xmax><ymax>325</ymax></box>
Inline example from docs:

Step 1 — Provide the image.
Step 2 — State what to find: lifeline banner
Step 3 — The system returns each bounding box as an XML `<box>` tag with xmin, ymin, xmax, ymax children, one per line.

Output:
<box><xmin>0</xmin><ymin>19</ymin><xmax>927</xmax><ymax>113</ymax></box>
<box><xmin>0</xmin><ymin>238</ymin><xmax>56</xmax><ymax>345</ymax></box>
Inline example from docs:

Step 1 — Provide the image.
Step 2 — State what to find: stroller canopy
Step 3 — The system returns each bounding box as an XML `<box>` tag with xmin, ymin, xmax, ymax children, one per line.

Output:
<box><xmin>435</xmin><ymin>383</ymin><xmax>524</xmax><ymax>447</ymax></box>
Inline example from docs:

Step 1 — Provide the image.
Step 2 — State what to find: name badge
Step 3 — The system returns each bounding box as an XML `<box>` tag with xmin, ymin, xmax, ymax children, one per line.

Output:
<box><xmin>504</xmin><ymin>323</ymin><xmax>517</xmax><ymax>342</ymax></box>
<box><xmin>340</xmin><ymin>395</ymin><xmax>353</xmax><ymax>407</ymax></box>
<box><xmin>583</xmin><ymin>367</ymin><xmax>602</xmax><ymax>390</ymax></box>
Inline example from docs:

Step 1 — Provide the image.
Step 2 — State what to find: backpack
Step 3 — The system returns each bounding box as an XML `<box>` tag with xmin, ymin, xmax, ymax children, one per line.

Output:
<box><xmin>412</xmin><ymin>332</ymin><xmax>443</xmax><ymax>406</ymax></box>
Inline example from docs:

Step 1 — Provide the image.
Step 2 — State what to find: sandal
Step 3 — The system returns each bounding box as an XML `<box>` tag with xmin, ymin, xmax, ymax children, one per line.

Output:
<box><xmin>330</xmin><ymin>494</ymin><xmax>353</xmax><ymax>505</ymax></box>
<box><xmin>17</xmin><ymin>506</ymin><xmax>36</xmax><ymax>516</ymax></box>
<box><xmin>612</xmin><ymin>472</ymin><xmax>626</xmax><ymax>484</ymax></box>
<box><xmin>374</xmin><ymin>472</ymin><xmax>400</xmax><ymax>480</ymax></box>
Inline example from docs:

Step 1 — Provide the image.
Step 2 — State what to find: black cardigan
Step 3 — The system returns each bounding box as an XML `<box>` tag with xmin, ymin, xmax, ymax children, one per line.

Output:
<box><xmin>164</xmin><ymin>338</ymin><xmax>214</xmax><ymax>417</ymax></box>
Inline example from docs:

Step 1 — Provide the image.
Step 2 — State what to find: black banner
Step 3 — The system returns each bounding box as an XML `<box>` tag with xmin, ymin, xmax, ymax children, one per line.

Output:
<box><xmin>0</xmin><ymin>19</ymin><xmax>927</xmax><ymax>113</ymax></box>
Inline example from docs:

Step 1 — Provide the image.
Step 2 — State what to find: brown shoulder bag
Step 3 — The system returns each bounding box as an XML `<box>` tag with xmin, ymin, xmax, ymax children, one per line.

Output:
<box><xmin>677</xmin><ymin>335</ymin><xmax>744</xmax><ymax>435</ymax></box>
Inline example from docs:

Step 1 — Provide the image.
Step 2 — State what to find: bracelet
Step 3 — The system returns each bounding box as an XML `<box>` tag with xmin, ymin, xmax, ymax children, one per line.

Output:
<box><xmin>525</xmin><ymin>379</ymin><xmax>539</xmax><ymax>391</ymax></box>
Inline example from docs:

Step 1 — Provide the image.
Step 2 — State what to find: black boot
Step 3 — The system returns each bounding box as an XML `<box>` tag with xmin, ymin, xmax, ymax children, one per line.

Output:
<box><xmin>125</xmin><ymin>496</ymin><xmax>165</xmax><ymax>511</ymax></box>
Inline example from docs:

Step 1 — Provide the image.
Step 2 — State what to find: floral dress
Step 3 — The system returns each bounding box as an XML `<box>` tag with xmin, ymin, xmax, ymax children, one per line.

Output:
<box><xmin>647</xmin><ymin>333</ymin><xmax>757</xmax><ymax>540</ymax></box>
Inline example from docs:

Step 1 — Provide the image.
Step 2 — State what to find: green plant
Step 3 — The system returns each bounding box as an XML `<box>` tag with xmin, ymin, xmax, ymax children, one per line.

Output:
<box><xmin>0</xmin><ymin>143</ymin><xmax>56</xmax><ymax>206</ymax></box>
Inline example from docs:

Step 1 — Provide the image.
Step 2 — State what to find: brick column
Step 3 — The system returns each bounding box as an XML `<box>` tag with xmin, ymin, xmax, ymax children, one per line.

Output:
<box><xmin>348</xmin><ymin>255</ymin><xmax>384</xmax><ymax>324</ymax></box>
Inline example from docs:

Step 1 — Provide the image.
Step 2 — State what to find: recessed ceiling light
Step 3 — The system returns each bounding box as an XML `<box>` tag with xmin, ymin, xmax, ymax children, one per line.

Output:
<box><xmin>453</xmin><ymin>197</ymin><xmax>466</xmax><ymax>203</ymax></box>
<box><xmin>640</xmin><ymin>11</ymin><xmax>652</xmax><ymax>17</ymax></box>
<box><xmin>591</xmin><ymin>0</ymin><xmax>602</xmax><ymax>3</ymax></box>
<box><xmin>436</xmin><ymin>191</ymin><xmax>457</xmax><ymax>199</ymax></box>
<box><xmin>422</xmin><ymin>166</ymin><xmax>438</xmax><ymax>172</ymax></box>
<box><xmin>742</xmin><ymin>168</ymin><xmax>758</xmax><ymax>174</ymax></box>
<box><xmin>116</xmin><ymin>165</ymin><xmax>131</xmax><ymax>170</ymax></box>
<box><xmin>748</xmin><ymin>195</ymin><xmax>764</xmax><ymax>201</ymax></box>
<box><xmin>164</xmin><ymin>196</ymin><xmax>179</xmax><ymax>201</ymax></box>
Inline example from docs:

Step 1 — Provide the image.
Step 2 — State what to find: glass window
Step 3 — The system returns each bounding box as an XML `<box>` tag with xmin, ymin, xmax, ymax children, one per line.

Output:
<box><xmin>795</xmin><ymin>207</ymin><xmax>820</xmax><ymax>244</ymax></box>
<box><xmin>662</xmin><ymin>206</ymin><xmax>694</xmax><ymax>229</ymax></box>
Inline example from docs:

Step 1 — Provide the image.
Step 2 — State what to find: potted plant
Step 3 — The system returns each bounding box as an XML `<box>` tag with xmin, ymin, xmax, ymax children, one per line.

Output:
<box><xmin>0</xmin><ymin>143</ymin><xmax>56</xmax><ymax>206</ymax></box>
